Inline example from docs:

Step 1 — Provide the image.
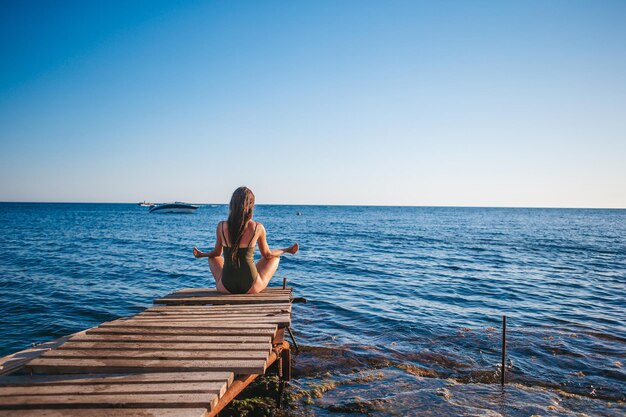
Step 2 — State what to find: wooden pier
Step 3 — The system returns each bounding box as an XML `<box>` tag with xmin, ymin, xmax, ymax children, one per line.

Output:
<box><xmin>0</xmin><ymin>287</ymin><xmax>294</xmax><ymax>416</ymax></box>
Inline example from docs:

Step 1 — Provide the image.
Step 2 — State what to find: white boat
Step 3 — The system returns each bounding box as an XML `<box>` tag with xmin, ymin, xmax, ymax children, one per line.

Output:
<box><xmin>149</xmin><ymin>202</ymin><xmax>199</xmax><ymax>214</ymax></box>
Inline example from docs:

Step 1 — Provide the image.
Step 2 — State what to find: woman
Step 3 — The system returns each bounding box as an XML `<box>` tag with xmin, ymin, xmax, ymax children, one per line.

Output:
<box><xmin>193</xmin><ymin>186</ymin><xmax>299</xmax><ymax>294</ymax></box>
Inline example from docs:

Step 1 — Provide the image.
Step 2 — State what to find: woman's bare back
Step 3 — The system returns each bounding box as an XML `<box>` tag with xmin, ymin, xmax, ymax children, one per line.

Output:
<box><xmin>220</xmin><ymin>220</ymin><xmax>259</xmax><ymax>248</ymax></box>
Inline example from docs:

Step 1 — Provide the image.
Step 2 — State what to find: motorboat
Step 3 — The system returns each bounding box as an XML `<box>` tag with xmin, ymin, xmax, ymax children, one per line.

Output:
<box><xmin>149</xmin><ymin>202</ymin><xmax>199</xmax><ymax>214</ymax></box>
<box><xmin>137</xmin><ymin>201</ymin><xmax>154</xmax><ymax>207</ymax></box>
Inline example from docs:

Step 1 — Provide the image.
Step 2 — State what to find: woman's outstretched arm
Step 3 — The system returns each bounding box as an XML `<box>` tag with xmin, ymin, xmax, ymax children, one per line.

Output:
<box><xmin>257</xmin><ymin>223</ymin><xmax>299</xmax><ymax>259</ymax></box>
<box><xmin>193</xmin><ymin>222</ymin><xmax>224</xmax><ymax>258</ymax></box>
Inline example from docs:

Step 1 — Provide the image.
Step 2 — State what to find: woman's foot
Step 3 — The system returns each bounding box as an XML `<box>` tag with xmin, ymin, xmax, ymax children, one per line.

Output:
<box><xmin>286</xmin><ymin>243</ymin><xmax>299</xmax><ymax>254</ymax></box>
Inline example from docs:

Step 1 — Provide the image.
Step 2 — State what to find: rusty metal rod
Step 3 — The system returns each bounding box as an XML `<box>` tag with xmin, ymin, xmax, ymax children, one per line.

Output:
<box><xmin>501</xmin><ymin>315</ymin><xmax>507</xmax><ymax>387</ymax></box>
<box><xmin>287</xmin><ymin>326</ymin><xmax>299</xmax><ymax>352</ymax></box>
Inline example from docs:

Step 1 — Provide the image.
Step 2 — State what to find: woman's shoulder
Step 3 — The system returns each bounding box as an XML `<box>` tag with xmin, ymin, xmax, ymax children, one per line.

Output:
<box><xmin>247</xmin><ymin>220</ymin><xmax>263</xmax><ymax>235</ymax></box>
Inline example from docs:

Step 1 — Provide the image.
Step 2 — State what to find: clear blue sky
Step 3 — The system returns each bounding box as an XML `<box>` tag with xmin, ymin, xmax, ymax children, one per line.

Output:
<box><xmin>1</xmin><ymin>0</ymin><xmax>625</xmax><ymax>207</ymax></box>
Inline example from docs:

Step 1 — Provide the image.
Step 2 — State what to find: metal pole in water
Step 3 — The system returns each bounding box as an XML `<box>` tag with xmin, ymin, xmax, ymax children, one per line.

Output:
<box><xmin>283</xmin><ymin>277</ymin><xmax>287</xmax><ymax>289</ymax></box>
<box><xmin>501</xmin><ymin>315</ymin><xmax>507</xmax><ymax>387</ymax></box>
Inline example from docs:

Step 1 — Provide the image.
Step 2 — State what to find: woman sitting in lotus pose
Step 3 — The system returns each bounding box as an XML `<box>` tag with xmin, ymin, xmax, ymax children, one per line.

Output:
<box><xmin>193</xmin><ymin>186</ymin><xmax>298</xmax><ymax>294</ymax></box>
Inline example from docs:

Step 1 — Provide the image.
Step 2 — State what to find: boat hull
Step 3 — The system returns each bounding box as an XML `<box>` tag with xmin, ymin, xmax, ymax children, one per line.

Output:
<box><xmin>149</xmin><ymin>204</ymin><xmax>199</xmax><ymax>214</ymax></box>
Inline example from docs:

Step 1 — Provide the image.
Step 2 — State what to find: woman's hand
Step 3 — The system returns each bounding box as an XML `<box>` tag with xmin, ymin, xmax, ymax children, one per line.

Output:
<box><xmin>193</xmin><ymin>247</ymin><xmax>205</xmax><ymax>258</ymax></box>
<box><xmin>286</xmin><ymin>243</ymin><xmax>299</xmax><ymax>254</ymax></box>
<box><xmin>262</xmin><ymin>243</ymin><xmax>300</xmax><ymax>259</ymax></box>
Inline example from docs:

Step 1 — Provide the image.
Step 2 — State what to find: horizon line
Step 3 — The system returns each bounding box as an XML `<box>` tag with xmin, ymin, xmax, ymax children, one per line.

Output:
<box><xmin>0</xmin><ymin>201</ymin><xmax>624</xmax><ymax>210</ymax></box>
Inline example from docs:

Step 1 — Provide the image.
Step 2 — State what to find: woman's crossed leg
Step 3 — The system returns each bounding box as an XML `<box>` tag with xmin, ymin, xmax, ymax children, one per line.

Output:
<box><xmin>247</xmin><ymin>256</ymin><xmax>281</xmax><ymax>294</ymax></box>
<box><xmin>208</xmin><ymin>256</ymin><xmax>229</xmax><ymax>293</ymax></box>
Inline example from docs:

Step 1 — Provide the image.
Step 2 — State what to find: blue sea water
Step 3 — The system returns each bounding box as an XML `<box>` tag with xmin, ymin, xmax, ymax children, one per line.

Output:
<box><xmin>0</xmin><ymin>203</ymin><xmax>624</xmax><ymax>415</ymax></box>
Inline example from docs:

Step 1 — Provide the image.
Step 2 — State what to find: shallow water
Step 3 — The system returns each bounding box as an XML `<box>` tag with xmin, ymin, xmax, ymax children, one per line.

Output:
<box><xmin>0</xmin><ymin>203</ymin><xmax>624</xmax><ymax>415</ymax></box>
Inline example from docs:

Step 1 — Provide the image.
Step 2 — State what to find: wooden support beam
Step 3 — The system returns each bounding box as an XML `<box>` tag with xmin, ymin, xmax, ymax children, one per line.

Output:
<box><xmin>206</xmin><ymin>350</ymin><xmax>279</xmax><ymax>417</ymax></box>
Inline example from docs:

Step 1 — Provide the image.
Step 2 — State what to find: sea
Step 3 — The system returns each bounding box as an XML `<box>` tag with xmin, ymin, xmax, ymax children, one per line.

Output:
<box><xmin>0</xmin><ymin>203</ymin><xmax>624</xmax><ymax>416</ymax></box>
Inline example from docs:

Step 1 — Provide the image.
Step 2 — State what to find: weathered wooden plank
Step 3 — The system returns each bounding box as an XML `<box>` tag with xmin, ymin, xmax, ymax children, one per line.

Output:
<box><xmin>137</xmin><ymin>309</ymin><xmax>290</xmax><ymax>315</ymax></box>
<box><xmin>139</xmin><ymin>311</ymin><xmax>290</xmax><ymax>317</ymax></box>
<box><xmin>0</xmin><ymin>409</ymin><xmax>208</xmax><ymax>417</ymax></box>
<box><xmin>145</xmin><ymin>303</ymin><xmax>291</xmax><ymax>312</ymax></box>
<box><xmin>99</xmin><ymin>322</ymin><xmax>277</xmax><ymax>329</ymax></box>
<box><xmin>136</xmin><ymin>313</ymin><xmax>290</xmax><ymax>318</ymax></box>
<box><xmin>0</xmin><ymin>331</ymin><xmax>88</xmax><ymax>376</ymax></box>
<box><xmin>26</xmin><ymin>358</ymin><xmax>268</xmax><ymax>375</ymax></box>
<box><xmin>58</xmin><ymin>342</ymin><xmax>270</xmax><ymax>351</ymax></box>
<box><xmin>0</xmin><ymin>392</ymin><xmax>218</xmax><ymax>410</ymax></box>
<box><xmin>130</xmin><ymin>315</ymin><xmax>290</xmax><ymax>321</ymax></box>
<box><xmin>67</xmin><ymin>334</ymin><xmax>272</xmax><ymax>343</ymax></box>
<box><xmin>138</xmin><ymin>304</ymin><xmax>291</xmax><ymax>316</ymax></box>
<box><xmin>120</xmin><ymin>318</ymin><xmax>290</xmax><ymax>329</ymax></box>
<box><xmin>156</xmin><ymin>293</ymin><xmax>291</xmax><ymax>298</ymax></box>
<box><xmin>159</xmin><ymin>294</ymin><xmax>292</xmax><ymax>301</ymax></box>
<box><xmin>162</xmin><ymin>290</ymin><xmax>292</xmax><ymax>299</ymax></box>
<box><xmin>141</xmin><ymin>308</ymin><xmax>290</xmax><ymax>315</ymax></box>
<box><xmin>139</xmin><ymin>307</ymin><xmax>290</xmax><ymax>313</ymax></box>
<box><xmin>113</xmin><ymin>317</ymin><xmax>290</xmax><ymax>325</ymax></box>
<box><xmin>41</xmin><ymin>350</ymin><xmax>269</xmax><ymax>360</ymax></box>
<box><xmin>159</xmin><ymin>299</ymin><xmax>292</xmax><ymax>305</ymax></box>
<box><xmin>121</xmin><ymin>320</ymin><xmax>290</xmax><ymax>328</ymax></box>
<box><xmin>160</xmin><ymin>289</ymin><xmax>293</xmax><ymax>298</ymax></box>
<box><xmin>136</xmin><ymin>311</ymin><xmax>290</xmax><ymax>317</ymax></box>
<box><xmin>150</xmin><ymin>295</ymin><xmax>291</xmax><ymax>308</ymax></box>
<box><xmin>153</xmin><ymin>288</ymin><xmax>293</xmax><ymax>306</ymax></box>
<box><xmin>0</xmin><ymin>381</ymin><xmax>227</xmax><ymax>396</ymax></box>
<box><xmin>163</xmin><ymin>294</ymin><xmax>292</xmax><ymax>299</ymax></box>
<box><xmin>0</xmin><ymin>372</ymin><xmax>233</xmax><ymax>387</ymax></box>
<box><xmin>85</xmin><ymin>327</ymin><xmax>276</xmax><ymax>337</ymax></box>
<box><xmin>148</xmin><ymin>300</ymin><xmax>292</xmax><ymax>306</ymax></box>
<box><xmin>154</xmin><ymin>298</ymin><xmax>291</xmax><ymax>306</ymax></box>
<box><xmin>174</xmin><ymin>287</ymin><xmax>290</xmax><ymax>293</ymax></box>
